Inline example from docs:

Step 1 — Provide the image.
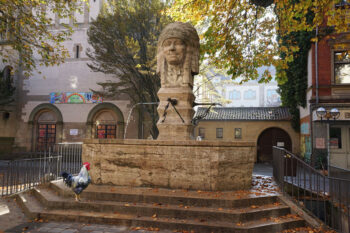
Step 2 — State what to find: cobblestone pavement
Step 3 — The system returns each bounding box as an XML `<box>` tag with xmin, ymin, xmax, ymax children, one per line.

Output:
<box><xmin>4</xmin><ymin>222</ymin><xmax>174</xmax><ymax>233</ymax></box>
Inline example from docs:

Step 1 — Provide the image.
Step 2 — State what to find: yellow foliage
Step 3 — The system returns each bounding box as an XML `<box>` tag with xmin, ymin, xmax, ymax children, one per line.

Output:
<box><xmin>167</xmin><ymin>0</ymin><xmax>349</xmax><ymax>83</ymax></box>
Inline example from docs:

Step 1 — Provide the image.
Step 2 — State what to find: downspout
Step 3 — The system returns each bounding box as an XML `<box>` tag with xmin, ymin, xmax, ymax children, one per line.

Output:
<box><xmin>311</xmin><ymin>25</ymin><xmax>319</xmax><ymax>165</ymax></box>
<box><xmin>315</xmin><ymin>25</ymin><xmax>319</xmax><ymax>105</ymax></box>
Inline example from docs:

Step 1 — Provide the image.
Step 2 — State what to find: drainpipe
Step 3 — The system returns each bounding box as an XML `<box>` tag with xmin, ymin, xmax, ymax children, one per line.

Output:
<box><xmin>315</xmin><ymin>25</ymin><xmax>319</xmax><ymax>105</ymax></box>
<box><xmin>311</xmin><ymin>25</ymin><xmax>319</xmax><ymax>166</ymax></box>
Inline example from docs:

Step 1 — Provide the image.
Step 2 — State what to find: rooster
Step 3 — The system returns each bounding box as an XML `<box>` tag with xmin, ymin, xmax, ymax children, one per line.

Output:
<box><xmin>61</xmin><ymin>162</ymin><xmax>91</xmax><ymax>201</ymax></box>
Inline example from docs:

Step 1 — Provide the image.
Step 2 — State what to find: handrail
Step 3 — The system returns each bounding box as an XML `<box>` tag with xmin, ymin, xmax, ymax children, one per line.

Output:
<box><xmin>330</xmin><ymin>164</ymin><xmax>350</xmax><ymax>172</ymax></box>
<box><xmin>273</xmin><ymin>146</ymin><xmax>350</xmax><ymax>232</ymax></box>
<box><xmin>275</xmin><ymin>146</ymin><xmax>350</xmax><ymax>182</ymax></box>
<box><xmin>273</xmin><ymin>146</ymin><xmax>327</xmax><ymax>176</ymax></box>
<box><xmin>0</xmin><ymin>143</ymin><xmax>82</xmax><ymax>196</ymax></box>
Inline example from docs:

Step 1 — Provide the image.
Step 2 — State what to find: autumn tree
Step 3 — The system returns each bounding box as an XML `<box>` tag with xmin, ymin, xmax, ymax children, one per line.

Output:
<box><xmin>169</xmin><ymin>0</ymin><xmax>349</xmax><ymax>83</ymax></box>
<box><xmin>0</xmin><ymin>0</ymin><xmax>85</xmax><ymax>77</ymax></box>
<box><xmin>169</xmin><ymin>0</ymin><xmax>350</xmax><ymax>130</ymax></box>
<box><xmin>86</xmin><ymin>0</ymin><xmax>171</xmax><ymax>139</ymax></box>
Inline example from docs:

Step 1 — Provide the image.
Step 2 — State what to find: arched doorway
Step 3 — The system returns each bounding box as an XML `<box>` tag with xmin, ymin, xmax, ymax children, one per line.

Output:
<box><xmin>257</xmin><ymin>127</ymin><xmax>292</xmax><ymax>163</ymax></box>
<box><xmin>28</xmin><ymin>104</ymin><xmax>63</xmax><ymax>151</ymax></box>
<box><xmin>86</xmin><ymin>103</ymin><xmax>125</xmax><ymax>139</ymax></box>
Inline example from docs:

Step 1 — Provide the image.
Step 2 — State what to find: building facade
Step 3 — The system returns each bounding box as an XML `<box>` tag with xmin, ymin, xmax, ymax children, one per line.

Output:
<box><xmin>194</xmin><ymin>67</ymin><xmax>281</xmax><ymax>107</ymax></box>
<box><xmin>300</xmin><ymin>30</ymin><xmax>350</xmax><ymax>170</ymax></box>
<box><xmin>0</xmin><ymin>0</ymin><xmax>140</xmax><ymax>154</ymax></box>
<box><xmin>194</xmin><ymin>107</ymin><xmax>299</xmax><ymax>162</ymax></box>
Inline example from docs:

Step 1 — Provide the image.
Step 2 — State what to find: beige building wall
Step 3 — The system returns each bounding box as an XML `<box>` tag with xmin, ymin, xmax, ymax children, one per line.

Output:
<box><xmin>0</xmin><ymin>105</ymin><xmax>17</xmax><ymax>154</ymax></box>
<box><xmin>3</xmin><ymin>0</ymin><xmax>140</xmax><ymax>152</ymax></box>
<box><xmin>194</xmin><ymin>120</ymin><xmax>300</xmax><ymax>161</ymax></box>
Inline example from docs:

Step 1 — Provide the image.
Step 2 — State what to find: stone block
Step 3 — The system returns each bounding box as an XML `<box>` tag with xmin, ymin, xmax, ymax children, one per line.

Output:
<box><xmin>83</xmin><ymin>139</ymin><xmax>255</xmax><ymax>191</ymax></box>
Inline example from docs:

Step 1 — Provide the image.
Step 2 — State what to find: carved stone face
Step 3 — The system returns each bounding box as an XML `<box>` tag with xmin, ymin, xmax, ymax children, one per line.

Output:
<box><xmin>162</xmin><ymin>38</ymin><xmax>186</xmax><ymax>66</ymax></box>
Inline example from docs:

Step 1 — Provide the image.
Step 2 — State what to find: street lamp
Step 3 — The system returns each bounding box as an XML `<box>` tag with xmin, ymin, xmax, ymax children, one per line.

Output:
<box><xmin>316</xmin><ymin>107</ymin><xmax>340</xmax><ymax>121</ymax></box>
<box><xmin>315</xmin><ymin>107</ymin><xmax>340</xmax><ymax>174</ymax></box>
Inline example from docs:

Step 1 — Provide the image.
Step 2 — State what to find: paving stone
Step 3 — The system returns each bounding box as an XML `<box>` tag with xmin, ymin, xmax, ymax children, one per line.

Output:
<box><xmin>48</xmin><ymin>227</ymin><xmax>65</xmax><ymax>233</ymax></box>
<box><xmin>38</xmin><ymin>227</ymin><xmax>52</xmax><ymax>232</ymax></box>
<box><xmin>105</xmin><ymin>226</ymin><xmax>129</xmax><ymax>232</ymax></box>
<box><xmin>59</xmin><ymin>223</ymin><xmax>73</xmax><ymax>229</ymax></box>
<box><xmin>81</xmin><ymin>225</ymin><xmax>98</xmax><ymax>230</ymax></box>
<box><xmin>61</xmin><ymin>229</ymin><xmax>78</xmax><ymax>233</ymax></box>
<box><xmin>44</xmin><ymin>223</ymin><xmax>61</xmax><ymax>228</ymax></box>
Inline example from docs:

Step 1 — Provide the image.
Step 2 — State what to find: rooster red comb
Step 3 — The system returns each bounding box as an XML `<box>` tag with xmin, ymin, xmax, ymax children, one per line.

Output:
<box><xmin>83</xmin><ymin>162</ymin><xmax>90</xmax><ymax>170</ymax></box>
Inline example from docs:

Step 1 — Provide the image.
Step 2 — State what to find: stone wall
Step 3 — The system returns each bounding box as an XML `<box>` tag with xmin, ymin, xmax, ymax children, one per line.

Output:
<box><xmin>83</xmin><ymin>139</ymin><xmax>255</xmax><ymax>191</ymax></box>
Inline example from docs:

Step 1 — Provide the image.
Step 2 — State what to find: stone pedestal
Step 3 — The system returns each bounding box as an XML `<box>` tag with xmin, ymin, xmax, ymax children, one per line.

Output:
<box><xmin>157</xmin><ymin>87</ymin><xmax>195</xmax><ymax>140</ymax></box>
<box><xmin>83</xmin><ymin>139</ymin><xmax>256</xmax><ymax>191</ymax></box>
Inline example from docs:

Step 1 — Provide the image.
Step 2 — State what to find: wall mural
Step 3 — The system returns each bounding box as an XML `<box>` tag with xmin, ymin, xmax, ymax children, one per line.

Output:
<box><xmin>300</xmin><ymin>122</ymin><xmax>312</xmax><ymax>162</ymax></box>
<box><xmin>50</xmin><ymin>92</ymin><xmax>103</xmax><ymax>104</ymax></box>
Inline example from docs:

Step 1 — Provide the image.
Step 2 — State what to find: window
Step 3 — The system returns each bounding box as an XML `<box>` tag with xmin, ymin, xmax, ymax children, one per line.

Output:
<box><xmin>75</xmin><ymin>45</ymin><xmax>80</xmax><ymax>58</ymax></box>
<box><xmin>330</xmin><ymin>127</ymin><xmax>342</xmax><ymax>149</ymax></box>
<box><xmin>229</xmin><ymin>90</ymin><xmax>241</xmax><ymax>100</ymax></box>
<box><xmin>243</xmin><ymin>89</ymin><xmax>256</xmax><ymax>100</ymax></box>
<box><xmin>37</xmin><ymin>124</ymin><xmax>56</xmax><ymax>151</ymax></box>
<box><xmin>234</xmin><ymin>128</ymin><xmax>242</xmax><ymax>139</ymax></box>
<box><xmin>334</xmin><ymin>51</ymin><xmax>350</xmax><ymax>84</ymax></box>
<box><xmin>73</xmin><ymin>44</ymin><xmax>82</xmax><ymax>59</ymax></box>
<box><xmin>266</xmin><ymin>89</ymin><xmax>281</xmax><ymax>106</ymax></box>
<box><xmin>221</xmin><ymin>89</ymin><xmax>226</xmax><ymax>98</ymax></box>
<box><xmin>216</xmin><ymin>128</ymin><xmax>223</xmax><ymax>139</ymax></box>
<box><xmin>97</xmin><ymin>124</ymin><xmax>116</xmax><ymax>138</ymax></box>
<box><xmin>198</xmin><ymin>127</ymin><xmax>205</xmax><ymax>139</ymax></box>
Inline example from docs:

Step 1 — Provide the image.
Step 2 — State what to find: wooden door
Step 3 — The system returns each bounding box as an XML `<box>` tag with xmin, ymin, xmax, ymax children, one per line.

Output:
<box><xmin>37</xmin><ymin>123</ymin><xmax>56</xmax><ymax>151</ymax></box>
<box><xmin>257</xmin><ymin>127</ymin><xmax>292</xmax><ymax>163</ymax></box>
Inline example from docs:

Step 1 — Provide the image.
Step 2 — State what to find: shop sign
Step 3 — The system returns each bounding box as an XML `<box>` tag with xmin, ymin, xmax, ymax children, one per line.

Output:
<box><xmin>316</xmin><ymin>138</ymin><xmax>325</xmax><ymax>149</ymax></box>
<box><xmin>70</xmin><ymin>129</ymin><xmax>79</xmax><ymax>136</ymax></box>
<box><xmin>277</xmin><ymin>142</ymin><xmax>285</xmax><ymax>147</ymax></box>
<box><xmin>329</xmin><ymin>138</ymin><xmax>339</xmax><ymax>149</ymax></box>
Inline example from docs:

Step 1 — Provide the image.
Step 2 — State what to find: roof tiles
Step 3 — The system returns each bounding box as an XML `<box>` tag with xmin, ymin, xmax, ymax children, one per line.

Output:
<box><xmin>194</xmin><ymin>107</ymin><xmax>292</xmax><ymax>121</ymax></box>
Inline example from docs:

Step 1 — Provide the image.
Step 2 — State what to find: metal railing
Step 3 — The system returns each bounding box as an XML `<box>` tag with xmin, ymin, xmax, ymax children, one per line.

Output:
<box><xmin>329</xmin><ymin>165</ymin><xmax>350</xmax><ymax>181</ymax></box>
<box><xmin>0</xmin><ymin>143</ymin><xmax>82</xmax><ymax>196</ymax></box>
<box><xmin>273</xmin><ymin>147</ymin><xmax>350</xmax><ymax>233</ymax></box>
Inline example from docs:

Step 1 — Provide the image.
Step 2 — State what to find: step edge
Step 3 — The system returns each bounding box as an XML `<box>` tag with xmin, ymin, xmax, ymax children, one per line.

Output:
<box><xmin>35</xmin><ymin>187</ymin><xmax>290</xmax><ymax>216</ymax></box>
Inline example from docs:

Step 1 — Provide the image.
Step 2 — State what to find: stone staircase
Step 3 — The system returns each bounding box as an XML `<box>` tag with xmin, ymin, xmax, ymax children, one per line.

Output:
<box><xmin>16</xmin><ymin>180</ymin><xmax>307</xmax><ymax>233</ymax></box>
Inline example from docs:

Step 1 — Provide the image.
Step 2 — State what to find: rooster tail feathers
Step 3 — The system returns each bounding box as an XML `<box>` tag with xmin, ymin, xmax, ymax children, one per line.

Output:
<box><xmin>61</xmin><ymin>171</ymin><xmax>73</xmax><ymax>187</ymax></box>
<box><xmin>61</xmin><ymin>171</ymin><xmax>69</xmax><ymax>178</ymax></box>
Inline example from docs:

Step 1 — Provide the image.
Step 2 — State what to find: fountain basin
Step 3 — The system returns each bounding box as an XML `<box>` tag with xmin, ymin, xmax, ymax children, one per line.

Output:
<box><xmin>83</xmin><ymin>139</ymin><xmax>255</xmax><ymax>191</ymax></box>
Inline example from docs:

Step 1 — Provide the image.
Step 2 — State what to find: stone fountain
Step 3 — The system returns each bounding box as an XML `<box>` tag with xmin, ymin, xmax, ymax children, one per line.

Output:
<box><xmin>83</xmin><ymin>22</ymin><xmax>255</xmax><ymax>191</ymax></box>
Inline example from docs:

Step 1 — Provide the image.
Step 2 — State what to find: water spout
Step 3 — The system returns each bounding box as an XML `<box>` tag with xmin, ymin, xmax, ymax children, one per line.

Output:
<box><xmin>124</xmin><ymin>102</ymin><xmax>159</xmax><ymax>139</ymax></box>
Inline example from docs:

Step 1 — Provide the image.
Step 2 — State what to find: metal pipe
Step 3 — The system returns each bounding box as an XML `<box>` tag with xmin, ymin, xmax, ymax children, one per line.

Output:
<box><xmin>124</xmin><ymin>102</ymin><xmax>159</xmax><ymax>139</ymax></box>
<box><xmin>315</xmin><ymin>26</ymin><xmax>319</xmax><ymax>104</ymax></box>
<box><xmin>327</xmin><ymin>123</ymin><xmax>330</xmax><ymax>173</ymax></box>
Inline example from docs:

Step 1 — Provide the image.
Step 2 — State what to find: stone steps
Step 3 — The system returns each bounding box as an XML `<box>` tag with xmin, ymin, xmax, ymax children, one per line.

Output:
<box><xmin>50</xmin><ymin>180</ymin><xmax>279</xmax><ymax>208</ymax></box>
<box><xmin>15</xmin><ymin>180</ymin><xmax>307</xmax><ymax>232</ymax></box>
<box><xmin>32</xmin><ymin>186</ymin><xmax>292</xmax><ymax>223</ymax></box>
